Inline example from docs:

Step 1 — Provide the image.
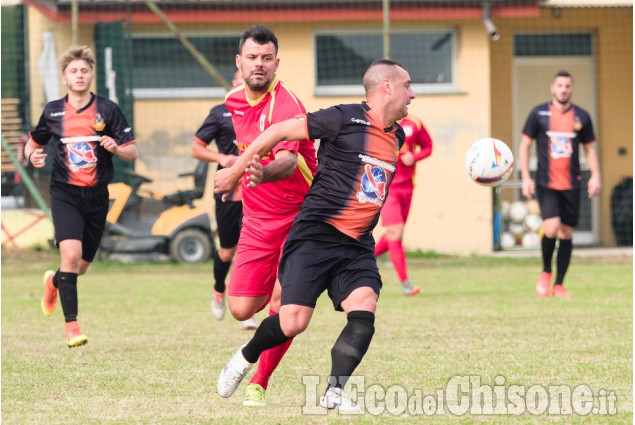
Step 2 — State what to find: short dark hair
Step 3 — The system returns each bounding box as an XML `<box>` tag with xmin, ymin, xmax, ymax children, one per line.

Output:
<box><xmin>238</xmin><ymin>24</ymin><xmax>278</xmax><ymax>55</ymax></box>
<box><xmin>555</xmin><ymin>70</ymin><xmax>573</xmax><ymax>81</ymax></box>
<box><xmin>367</xmin><ymin>59</ymin><xmax>406</xmax><ymax>71</ymax></box>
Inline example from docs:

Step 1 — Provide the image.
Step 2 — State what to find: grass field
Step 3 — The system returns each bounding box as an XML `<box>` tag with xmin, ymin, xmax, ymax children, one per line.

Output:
<box><xmin>1</xmin><ymin>249</ymin><xmax>632</xmax><ymax>424</ymax></box>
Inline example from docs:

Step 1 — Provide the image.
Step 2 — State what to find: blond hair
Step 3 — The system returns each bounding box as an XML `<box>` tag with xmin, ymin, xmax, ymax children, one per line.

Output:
<box><xmin>58</xmin><ymin>45</ymin><xmax>95</xmax><ymax>73</ymax></box>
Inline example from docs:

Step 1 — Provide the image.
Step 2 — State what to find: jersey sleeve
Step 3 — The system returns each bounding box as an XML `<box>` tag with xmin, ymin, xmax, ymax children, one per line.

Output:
<box><xmin>108</xmin><ymin>104</ymin><xmax>135</xmax><ymax>146</ymax></box>
<box><xmin>413</xmin><ymin>122</ymin><xmax>433</xmax><ymax>162</ymax></box>
<box><xmin>521</xmin><ymin>107</ymin><xmax>539</xmax><ymax>139</ymax></box>
<box><xmin>28</xmin><ymin>108</ymin><xmax>52</xmax><ymax>146</ymax></box>
<box><xmin>306</xmin><ymin>106</ymin><xmax>344</xmax><ymax>142</ymax></box>
<box><xmin>194</xmin><ymin>106</ymin><xmax>221</xmax><ymax>146</ymax></box>
<box><xmin>579</xmin><ymin>110</ymin><xmax>596</xmax><ymax>144</ymax></box>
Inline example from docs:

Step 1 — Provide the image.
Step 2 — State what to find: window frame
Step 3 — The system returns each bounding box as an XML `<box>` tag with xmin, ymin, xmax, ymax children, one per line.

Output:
<box><xmin>313</xmin><ymin>27</ymin><xmax>458</xmax><ymax>97</ymax></box>
<box><xmin>131</xmin><ymin>31</ymin><xmax>242</xmax><ymax>100</ymax></box>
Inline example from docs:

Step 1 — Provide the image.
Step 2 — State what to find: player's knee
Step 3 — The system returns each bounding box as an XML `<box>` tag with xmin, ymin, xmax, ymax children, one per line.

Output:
<box><xmin>279</xmin><ymin>315</ymin><xmax>309</xmax><ymax>338</ymax></box>
<box><xmin>217</xmin><ymin>247</ymin><xmax>235</xmax><ymax>263</ymax></box>
<box><xmin>228</xmin><ymin>301</ymin><xmax>256</xmax><ymax>321</ymax></box>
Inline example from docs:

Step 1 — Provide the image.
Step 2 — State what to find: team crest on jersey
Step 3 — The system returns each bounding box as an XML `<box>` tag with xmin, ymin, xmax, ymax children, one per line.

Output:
<box><xmin>67</xmin><ymin>142</ymin><xmax>97</xmax><ymax>171</ymax></box>
<box><xmin>547</xmin><ymin>131</ymin><xmax>574</xmax><ymax>159</ymax></box>
<box><xmin>573</xmin><ymin>115</ymin><xmax>582</xmax><ymax>131</ymax></box>
<box><xmin>94</xmin><ymin>113</ymin><xmax>105</xmax><ymax>132</ymax></box>
<box><xmin>356</xmin><ymin>154</ymin><xmax>395</xmax><ymax>206</ymax></box>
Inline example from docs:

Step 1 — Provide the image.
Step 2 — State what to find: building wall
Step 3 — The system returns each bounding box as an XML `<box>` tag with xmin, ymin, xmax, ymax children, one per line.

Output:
<box><xmin>22</xmin><ymin>5</ymin><xmax>632</xmax><ymax>253</ymax></box>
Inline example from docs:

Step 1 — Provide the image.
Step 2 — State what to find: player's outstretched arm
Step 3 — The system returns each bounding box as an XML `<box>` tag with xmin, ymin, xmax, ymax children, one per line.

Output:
<box><xmin>213</xmin><ymin>117</ymin><xmax>308</xmax><ymax>195</ymax></box>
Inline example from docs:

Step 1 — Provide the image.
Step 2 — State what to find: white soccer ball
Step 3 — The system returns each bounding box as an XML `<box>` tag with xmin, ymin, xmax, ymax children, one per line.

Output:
<box><xmin>464</xmin><ymin>138</ymin><xmax>515</xmax><ymax>187</ymax></box>
<box><xmin>508</xmin><ymin>222</ymin><xmax>525</xmax><ymax>239</ymax></box>
<box><xmin>522</xmin><ymin>232</ymin><xmax>541</xmax><ymax>248</ymax></box>
<box><xmin>523</xmin><ymin>214</ymin><xmax>543</xmax><ymax>232</ymax></box>
<box><xmin>509</xmin><ymin>201</ymin><xmax>528</xmax><ymax>223</ymax></box>
<box><xmin>500</xmin><ymin>232</ymin><xmax>516</xmax><ymax>249</ymax></box>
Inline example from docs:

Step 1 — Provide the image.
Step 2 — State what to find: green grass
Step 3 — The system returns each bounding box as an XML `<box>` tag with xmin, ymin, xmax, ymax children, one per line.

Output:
<box><xmin>2</xmin><ymin>249</ymin><xmax>632</xmax><ymax>424</ymax></box>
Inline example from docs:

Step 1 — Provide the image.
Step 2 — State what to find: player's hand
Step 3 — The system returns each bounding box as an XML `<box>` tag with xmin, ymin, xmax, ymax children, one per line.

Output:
<box><xmin>219</xmin><ymin>154</ymin><xmax>239</xmax><ymax>168</ymax></box>
<box><xmin>588</xmin><ymin>174</ymin><xmax>601</xmax><ymax>199</ymax></box>
<box><xmin>245</xmin><ymin>154</ymin><xmax>263</xmax><ymax>188</ymax></box>
<box><xmin>521</xmin><ymin>178</ymin><xmax>534</xmax><ymax>199</ymax></box>
<box><xmin>99</xmin><ymin>135</ymin><xmax>118</xmax><ymax>154</ymax></box>
<box><xmin>400</xmin><ymin>151</ymin><xmax>415</xmax><ymax>166</ymax></box>
<box><xmin>214</xmin><ymin>167</ymin><xmax>240</xmax><ymax>197</ymax></box>
<box><xmin>29</xmin><ymin>148</ymin><xmax>47</xmax><ymax>168</ymax></box>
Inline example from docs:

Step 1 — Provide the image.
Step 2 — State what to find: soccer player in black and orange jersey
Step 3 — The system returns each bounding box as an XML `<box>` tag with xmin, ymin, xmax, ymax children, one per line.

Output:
<box><xmin>25</xmin><ymin>46</ymin><xmax>138</xmax><ymax>347</ymax></box>
<box><xmin>519</xmin><ymin>70</ymin><xmax>601</xmax><ymax>298</ymax></box>
<box><xmin>215</xmin><ymin>59</ymin><xmax>415</xmax><ymax>412</ymax></box>
<box><xmin>191</xmin><ymin>69</ymin><xmax>258</xmax><ymax>331</ymax></box>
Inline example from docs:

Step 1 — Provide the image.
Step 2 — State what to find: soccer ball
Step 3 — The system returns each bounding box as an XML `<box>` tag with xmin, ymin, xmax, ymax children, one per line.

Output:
<box><xmin>509</xmin><ymin>201</ymin><xmax>528</xmax><ymax>223</ymax></box>
<box><xmin>464</xmin><ymin>138</ymin><xmax>514</xmax><ymax>187</ymax></box>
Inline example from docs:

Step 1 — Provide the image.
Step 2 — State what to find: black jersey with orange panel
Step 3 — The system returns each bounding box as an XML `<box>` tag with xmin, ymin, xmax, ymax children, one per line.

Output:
<box><xmin>29</xmin><ymin>94</ymin><xmax>135</xmax><ymax>188</ymax></box>
<box><xmin>296</xmin><ymin>102</ymin><xmax>405</xmax><ymax>248</ymax></box>
<box><xmin>521</xmin><ymin>102</ymin><xmax>595</xmax><ymax>190</ymax></box>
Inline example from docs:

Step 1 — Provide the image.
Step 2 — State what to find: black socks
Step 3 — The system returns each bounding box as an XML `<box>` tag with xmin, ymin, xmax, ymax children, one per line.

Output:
<box><xmin>242</xmin><ymin>314</ymin><xmax>290</xmax><ymax>363</ymax></box>
<box><xmin>541</xmin><ymin>235</ymin><xmax>556</xmax><ymax>273</ymax></box>
<box><xmin>213</xmin><ymin>251</ymin><xmax>231</xmax><ymax>293</ymax></box>
<box><xmin>57</xmin><ymin>271</ymin><xmax>78</xmax><ymax>323</ymax></box>
<box><xmin>328</xmin><ymin>310</ymin><xmax>375</xmax><ymax>390</ymax></box>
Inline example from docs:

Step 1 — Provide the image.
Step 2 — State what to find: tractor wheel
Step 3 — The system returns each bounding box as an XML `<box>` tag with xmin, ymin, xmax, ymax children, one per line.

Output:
<box><xmin>170</xmin><ymin>228</ymin><xmax>212</xmax><ymax>263</ymax></box>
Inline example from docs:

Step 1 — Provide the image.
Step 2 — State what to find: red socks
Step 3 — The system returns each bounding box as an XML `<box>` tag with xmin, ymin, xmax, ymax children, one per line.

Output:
<box><xmin>387</xmin><ymin>240</ymin><xmax>408</xmax><ymax>282</ymax></box>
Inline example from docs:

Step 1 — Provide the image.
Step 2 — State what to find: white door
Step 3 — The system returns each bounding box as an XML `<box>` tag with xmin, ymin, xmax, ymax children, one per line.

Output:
<box><xmin>513</xmin><ymin>36</ymin><xmax>598</xmax><ymax>245</ymax></box>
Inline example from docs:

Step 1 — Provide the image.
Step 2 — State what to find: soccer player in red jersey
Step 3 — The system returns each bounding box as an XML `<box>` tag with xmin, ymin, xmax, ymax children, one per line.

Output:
<box><xmin>25</xmin><ymin>46</ymin><xmax>137</xmax><ymax>347</ymax></box>
<box><xmin>215</xmin><ymin>59</ymin><xmax>415</xmax><ymax>412</ymax></box>
<box><xmin>519</xmin><ymin>70</ymin><xmax>601</xmax><ymax>298</ymax></box>
<box><xmin>191</xmin><ymin>69</ymin><xmax>258</xmax><ymax>331</ymax></box>
<box><xmin>220</xmin><ymin>25</ymin><xmax>318</xmax><ymax>406</ymax></box>
<box><xmin>374</xmin><ymin>115</ymin><xmax>432</xmax><ymax>296</ymax></box>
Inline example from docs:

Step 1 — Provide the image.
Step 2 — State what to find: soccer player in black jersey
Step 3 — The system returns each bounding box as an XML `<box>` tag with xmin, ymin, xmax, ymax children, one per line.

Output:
<box><xmin>191</xmin><ymin>69</ymin><xmax>258</xmax><ymax>331</ymax></box>
<box><xmin>519</xmin><ymin>70</ymin><xmax>601</xmax><ymax>298</ymax></box>
<box><xmin>215</xmin><ymin>59</ymin><xmax>415</xmax><ymax>412</ymax></box>
<box><xmin>25</xmin><ymin>46</ymin><xmax>137</xmax><ymax>347</ymax></box>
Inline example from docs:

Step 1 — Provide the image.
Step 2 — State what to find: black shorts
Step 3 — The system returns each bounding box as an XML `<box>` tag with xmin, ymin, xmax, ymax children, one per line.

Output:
<box><xmin>50</xmin><ymin>181</ymin><xmax>109</xmax><ymax>263</ymax></box>
<box><xmin>536</xmin><ymin>186</ymin><xmax>581</xmax><ymax>227</ymax></box>
<box><xmin>278</xmin><ymin>220</ymin><xmax>381</xmax><ymax>312</ymax></box>
<box><xmin>215</xmin><ymin>198</ymin><xmax>242</xmax><ymax>249</ymax></box>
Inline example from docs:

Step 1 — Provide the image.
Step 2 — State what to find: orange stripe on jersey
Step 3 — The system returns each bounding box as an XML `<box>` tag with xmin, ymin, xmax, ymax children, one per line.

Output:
<box><xmin>548</xmin><ymin>105</ymin><xmax>575</xmax><ymax>190</ymax></box>
<box><xmin>64</xmin><ymin>102</ymin><xmax>99</xmax><ymax>187</ymax></box>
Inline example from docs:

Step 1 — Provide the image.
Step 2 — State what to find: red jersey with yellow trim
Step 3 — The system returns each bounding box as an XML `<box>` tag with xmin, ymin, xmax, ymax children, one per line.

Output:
<box><xmin>225</xmin><ymin>76</ymin><xmax>317</xmax><ymax>216</ymax></box>
<box><xmin>297</xmin><ymin>102</ymin><xmax>405</xmax><ymax>246</ymax></box>
<box><xmin>521</xmin><ymin>102</ymin><xmax>595</xmax><ymax>190</ymax></box>
<box><xmin>29</xmin><ymin>94</ymin><xmax>135</xmax><ymax>188</ymax></box>
<box><xmin>393</xmin><ymin>115</ymin><xmax>433</xmax><ymax>189</ymax></box>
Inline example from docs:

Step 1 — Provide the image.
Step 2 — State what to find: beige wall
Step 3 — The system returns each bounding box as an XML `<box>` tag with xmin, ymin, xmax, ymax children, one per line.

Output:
<box><xmin>23</xmin><ymin>5</ymin><xmax>632</xmax><ymax>253</ymax></box>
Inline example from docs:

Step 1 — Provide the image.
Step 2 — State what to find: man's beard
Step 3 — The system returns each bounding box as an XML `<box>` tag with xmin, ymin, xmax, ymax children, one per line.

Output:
<box><xmin>555</xmin><ymin>94</ymin><xmax>570</xmax><ymax>105</ymax></box>
<box><xmin>246</xmin><ymin>75</ymin><xmax>270</xmax><ymax>91</ymax></box>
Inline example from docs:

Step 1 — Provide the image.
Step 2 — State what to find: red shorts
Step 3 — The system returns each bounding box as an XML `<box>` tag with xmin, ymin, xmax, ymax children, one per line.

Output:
<box><xmin>380</xmin><ymin>186</ymin><xmax>414</xmax><ymax>226</ymax></box>
<box><xmin>228</xmin><ymin>212</ymin><xmax>296</xmax><ymax>303</ymax></box>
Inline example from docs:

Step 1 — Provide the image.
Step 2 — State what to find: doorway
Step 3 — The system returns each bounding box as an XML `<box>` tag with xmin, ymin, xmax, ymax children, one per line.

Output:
<box><xmin>512</xmin><ymin>33</ymin><xmax>598</xmax><ymax>245</ymax></box>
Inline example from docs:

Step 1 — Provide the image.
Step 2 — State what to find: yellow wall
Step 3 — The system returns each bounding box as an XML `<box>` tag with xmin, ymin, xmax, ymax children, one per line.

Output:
<box><xmin>22</xmin><ymin>5</ymin><xmax>632</xmax><ymax>254</ymax></box>
<box><xmin>491</xmin><ymin>7</ymin><xmax>633</xmax><ymax>246</ymax></box>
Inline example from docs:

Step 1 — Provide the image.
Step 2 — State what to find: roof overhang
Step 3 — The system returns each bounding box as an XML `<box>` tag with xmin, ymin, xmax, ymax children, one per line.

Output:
<box><xmin>22</xmin><ymin>0</ymin><xmax>541</xmax><ymax>24</ymax></box>
<box><xmin>541</xmin><ymin>0</ymin><xmax>632</xmax><ymax>6</ymax></box>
